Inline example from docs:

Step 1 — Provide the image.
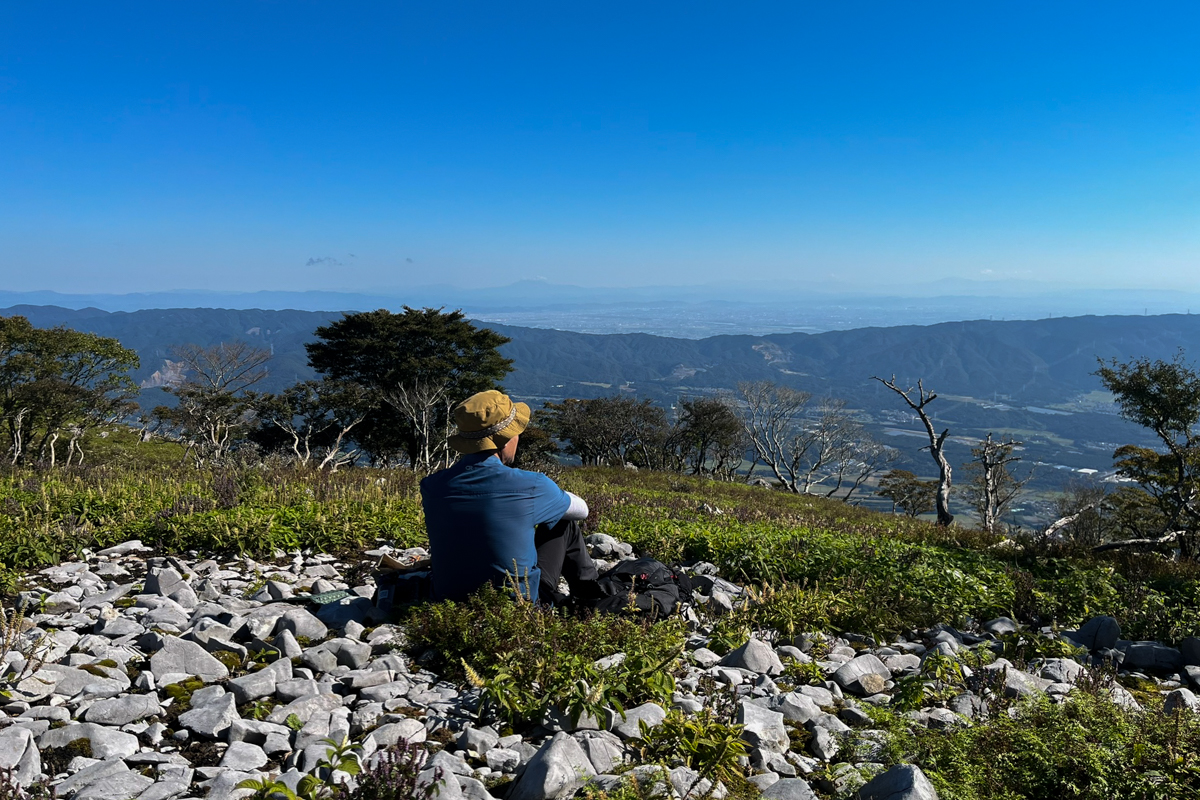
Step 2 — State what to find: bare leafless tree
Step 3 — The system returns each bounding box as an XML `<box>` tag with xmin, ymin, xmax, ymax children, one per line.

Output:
<box><xmin>155</xmin><ymin>341</ymin><xmax>272</xmax><ymax>463</ymax></box>
<box><xmin>824</xmin><ymin>435</ymin><xmax>898</xmax><ymax>502</ymax></box>
<box><xmin>872</xmin><ymin>376</ymin><xmax>954</xmax><ymax>526</ymax></box>
<box><xmin>383</xmin><ymin>379</ymin><xmax>454</xmax><ymax>473</ymax></box>
<box><xmin>737</xmin><ymin>382</ymin><xmax>813</xmax><ymax>493</ymax></box>
<box><xmin>6</xmin><ymin>408</ymin><xmax>27</xmax><ymax>466</ymax></box>
<box><xmin>736</xmin><ymin>382</ymin><xmax>889</xmax><ymax>499</ymax></box>
<box><xmin>171</xmin><ymin>341</ymin><xmax>271</xmax><ymax>394</ymax></box>
<box><xmin>1043</xmin><ymin>480</ymin><xmax>1108</xmax><ymax>546</ymax></box>
<box><xmin>254</xmin><ymin>380</ymin><xmax>368</xmax><ymax>471</ymax></box>
<box><xmin>965</xmin><ymin>433</ymin><xmax>1032</xmax><ymax>533</ymax></box>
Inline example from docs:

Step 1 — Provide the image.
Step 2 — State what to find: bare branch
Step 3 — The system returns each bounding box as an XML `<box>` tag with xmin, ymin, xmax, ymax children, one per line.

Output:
<box><xmin>1093</xmin><ymin>532</ymin><xmax>1183</xmax><ymax>552</ymax></box>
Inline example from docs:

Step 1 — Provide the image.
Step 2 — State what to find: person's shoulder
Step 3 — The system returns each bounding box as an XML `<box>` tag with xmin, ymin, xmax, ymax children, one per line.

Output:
<box><xmin>420</xmin><ymin>463</ymin><xmax>457</xmax><ymax>489</ymax></box>
<box><xmin>509</xmin><ymin>467</ymin><xmax>563</xmax><ymax>492</ymax></box>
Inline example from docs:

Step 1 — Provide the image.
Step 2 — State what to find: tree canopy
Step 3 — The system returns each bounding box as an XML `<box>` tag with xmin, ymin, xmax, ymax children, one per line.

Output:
<box><xmin>305</xmin><ymin>308</ymin><xmax>512</xmax><ymax>467</ymax></box>
<box><xmin>0</xmin><ymin>315</ymin><xmax>140</xmax><ymax>465</ymax></box>
<box><xmin>1096</xmin><ymin>351</ymin><xmax>1200</xmax><ymax>558</ymax></box>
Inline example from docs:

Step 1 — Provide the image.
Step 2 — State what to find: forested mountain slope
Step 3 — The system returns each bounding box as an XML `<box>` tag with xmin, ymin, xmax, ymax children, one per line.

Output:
<box><xmin>8</xmin><ymin>304</ymin><xmax>1200</xmax><ymax>409</ymax></box>
<box><xmin>487</xmin><ymin>314</ymin><xmax>1200</xmax><ymax>407</ymax></box>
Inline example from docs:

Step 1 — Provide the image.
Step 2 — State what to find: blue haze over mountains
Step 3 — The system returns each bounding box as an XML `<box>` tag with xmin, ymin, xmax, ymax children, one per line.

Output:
<box><xmin>3</xmin><ymin>280</ymin><xmax>1200</xmax><ymax>338</ymax></box>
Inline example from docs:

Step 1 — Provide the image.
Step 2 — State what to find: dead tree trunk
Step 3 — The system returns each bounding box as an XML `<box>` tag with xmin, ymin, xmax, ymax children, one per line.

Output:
<box><xmin>873</xmin><ymin>376</ymin><xmax>954</xmax><ymax>526</ymax></box>
<box><xmin>970</xmin><ymin>433</ymin><xmax>1030</xmax><ymax>533</ymax></box>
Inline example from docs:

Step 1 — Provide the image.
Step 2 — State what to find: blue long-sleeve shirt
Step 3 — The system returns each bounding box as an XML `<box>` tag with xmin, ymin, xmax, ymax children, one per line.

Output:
<box><xmin>420</xmin><ymin>453</ymin><xmax>571</xmax><ymax>602</ymax></box>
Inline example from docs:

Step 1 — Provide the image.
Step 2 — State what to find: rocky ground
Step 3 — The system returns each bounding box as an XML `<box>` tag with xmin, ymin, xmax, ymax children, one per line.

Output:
<box><xmin>0</xmin><ymin>533</ymin><xmax>1198</xmax><ymax>800</ymax></box>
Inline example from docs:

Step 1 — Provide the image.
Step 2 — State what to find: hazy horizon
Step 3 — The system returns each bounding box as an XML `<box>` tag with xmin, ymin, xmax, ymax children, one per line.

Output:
<box><xmin>8</xmin><ymin>279</ymin><xmax>1200</xmax><ymax>340</ymax></box>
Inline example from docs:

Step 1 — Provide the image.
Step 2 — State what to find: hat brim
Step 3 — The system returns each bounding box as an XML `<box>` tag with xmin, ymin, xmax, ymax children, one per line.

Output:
<box><xmin>448</xmin><ymin>401</ymin><xmax>531</xmax><ymax>454</ymax></box>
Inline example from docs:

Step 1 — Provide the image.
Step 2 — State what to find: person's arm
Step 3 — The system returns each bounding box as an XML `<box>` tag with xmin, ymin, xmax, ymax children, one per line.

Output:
<box><xmin>561</xmin><ymin>491</ymin><xmax>589</xmax><ymax>521</ymax></box>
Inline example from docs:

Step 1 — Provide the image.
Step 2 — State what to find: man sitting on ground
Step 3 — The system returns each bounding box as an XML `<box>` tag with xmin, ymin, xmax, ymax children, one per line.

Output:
<box><xmin>421</xmin><ymin>389</ymin><xmax>599</xmax><ymax>603</ymax></box>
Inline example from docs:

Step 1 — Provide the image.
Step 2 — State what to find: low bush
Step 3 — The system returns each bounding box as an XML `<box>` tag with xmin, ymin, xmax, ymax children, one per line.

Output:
<box><xmin>634</xmin><ymin>708</ymin><xmax>747</xmax><ymax>785</ymax></box>
<box><xmin>404</xmin><ymin>583</ymin><xmax>685</xmax><ymax>729</ymax></box>
<box><xmin>869</xmin><ymin>691</ymin><xmax>1200</xmax><ymax>800</ymax></box>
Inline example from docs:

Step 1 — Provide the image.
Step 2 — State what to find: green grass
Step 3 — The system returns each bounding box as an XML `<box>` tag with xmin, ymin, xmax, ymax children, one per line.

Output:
<box><xmin>2</xmin><ymin>458</ymin><xmax>1198</xmax><ymax>642</ymax></box>
<box><xmin>0</xmin><ymin>456</ymin><xmax>424</xmax><ymax>593</ymax></box>
<box><xmin>560</xmin><ymin>468</ymin><xmax>1200</xmax><ymax>643</ymax></box>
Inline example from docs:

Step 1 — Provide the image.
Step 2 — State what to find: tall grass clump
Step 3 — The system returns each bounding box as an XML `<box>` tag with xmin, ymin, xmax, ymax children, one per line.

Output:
<box><xmin>0</xmin><ymin>460</ymin><xmax>424</xmax><ymax>584</ymax></box>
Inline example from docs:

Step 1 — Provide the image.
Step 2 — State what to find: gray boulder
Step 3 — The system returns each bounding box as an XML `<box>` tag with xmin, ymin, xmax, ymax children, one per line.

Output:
<box><xmin>55</xmin><ymin>759</ymin><xmax>130</xmax><ymax>798</ymax></box>
<box><xmin>1122</xmin><ymin>642</ymin><xmax>1184</xmax><ymax>673</ymax></box>
<box><xmin>144</xmin><ymin>566</ymin><xmax>186</xmax><ymax>595</ymax></box>
<box><xmin>611</xmin><ymin>702</ymin><xmax>667</xmax><ymax>739</ymax></box>
<box><xmin>669</xmin><ymin>766</ymin><xmax>716</xmax><ymax>799</ymax></box>
<box><xmin>833</xmin><ymin>655</ymin><xmax>891</xmax><ymax>696</ymax></box>
<box><xmin>738</xmin><ymin>699</ymin><xmax>789</xmax><ymax>753</ymax></box>
<box><xmin>485</xmin><ymin>748</ymin><xmax>521</xmax><ymax>773</ymax></box>
<box><xmin>0</xmin><ymin>727</ymin><xmax>40</xmax><ymax>786</ymax></box>
<box><xmin>150</xmin><ymin>636</ymin><xmax>229</xmax><ymax>683</ymax></box>
<box><xmin>325</xmin><ymin>637</ymin><xmax>372</xmax><ymax>669</ymax></box>
<box><xmin>316</xmin><ymin>596</ymin><xmax>376</xmax><ymax>629</ymax></box>
<box><xmin>982</xmin><ymin>659</ymin><xmax>1051</xmax><ymax>698</ymax></box>
<box><xmin>1182</xmin><ymin>636</ymin><xmax>1200</xmax><ymax>667</ymax></box>
<box><xmin>178</xmin><ymin>691</ymin><xmax>240</xmax><ymax>738</ymax></box>
<box><xmin>691</xmin><ymin>648</ymin><xmax>722</xmax><ymax>668</ymax></box>
<box><xmin>883</xmin><ymin>654</ymin><xmax>922</xmax><ymax>676</ymax></box>
<box><xmin>84</xmin><ymin>693</ymin><xmax>161</xmax><ymax>726</ymax></box>
<box><xmin>856</xmin><ymin>764</ymin><xmax>938</xmax><ymax>799</ymax></box>
<box><xmin>275</xmin><ymin>608</ymin><xmax>329</xmax><ymax>641</ymax></box>
<box><xmin>1164</xmin><ymin>688</ymin><xmax>1200</xmax><ymax>714</ymax></box>
<box><xmin>220</xmin><ymin>741</ymin><xmax>269</xmax><ymax>770</ymax></box>
<box><xmin>228</xmin><ymin>668</ymin><xmax>278</xmax><ymax>705</ymax></box>
<box><xmin>806</xmin><ymin>724</ymin><xmax>839</xmax><ymax>761</ymax></box>
<box><xmin>300</xmin><ymin>646</ymin><xmax>338</xmax><ymax>673</ymax></box>
<box><xmin>136</xmin><ymin>779</ymin><xmax>191</xmax><ymax>800</ymax></box>
<box><xmin>506</xmin><ymin>732</ymin><xmax>597</xmax><ymax>800</ymax></box>
<box><xmin>370</xmin><ymin>719</ymin><xmax>427</xmax><ymax>746</ymax></box>
<box><xmin>572</xmin><ymin>730</ymin><xmax>625</xmax><ymax>774</ymax></box>
<box><xmin>39</xmin><ymin>723</ymin><xmax>139</xmax><ymax>759</ymax></box>
<box><xmin>720</xmin><ymin>638</ymin><xmax>784</xmax><ymax>676</ymax></box>
<box><xmin>458</xmin><ymin>726</ymin><xmax>500</xmax><ymax>754</ymax></box>
<box><xmin>143</xmin><ymin>567</ymin><xmax>198</xmax><ymax>609</ymax></box>
<box><xmin>1074</xmin><ymin>616</ymin><xmax>1121</xmax><ymax>651</ymax></box>
<box><xmin>776</xmin><ymin>692</ymin><xmax>822</xmax><ymax>724</ymax></box>
<box><xmin>750</xmin><ymin>773</ymin><xmax>781</xmax><ymax>791</ymax></box>
<box><xmin>795</xmin><ymin>684</ymin><xmax>836</xmax><ymax>706</ymax></box>
<box><xmin>982</xmin><ymin>617</ymin><xmax>1018</xmax><ymax>635</ymax></box>
<box><xmin>763</xmin><ymin>778</ymin><xmax>820</xmax><ymax>800</ymax></box>
<box><xmin>268</xmin><ymin>693</ymin><xmax>344</xmax><ymax>726</ymax></box>
<box><xmin>74</xmin><ymin>767</ymin><xmax>155</xmax><ymax>800</ymax></box>
<box><xmin>1039</xmin><ymin>658</ymin><xmax>1085</xmax><ymax>685</ymax></box>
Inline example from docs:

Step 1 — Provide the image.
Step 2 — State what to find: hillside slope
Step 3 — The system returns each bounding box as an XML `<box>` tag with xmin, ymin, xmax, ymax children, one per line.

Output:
<box><xmin>10</xmin><ymin>304</ymin><xmax>1200</xmax><ymax>408</ymax></box>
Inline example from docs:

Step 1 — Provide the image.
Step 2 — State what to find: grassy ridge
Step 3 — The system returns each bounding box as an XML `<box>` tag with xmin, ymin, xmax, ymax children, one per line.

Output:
<box><xmin>562</xmin><ymin>468</ymin><xmax>1200</xmax><ymax>643</ymax></box>
<box><xmin>2</xmin><ymin>455</ymin><xmax>1199</xmax><ymax>643</ymax></box>
<box><xmin>0</xmin><ymin>457</ymin><xmax>425</xmax><ymax>592</ymax></box>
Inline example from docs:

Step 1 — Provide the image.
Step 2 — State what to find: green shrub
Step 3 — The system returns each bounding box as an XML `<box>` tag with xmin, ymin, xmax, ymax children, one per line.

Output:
<box><xmin>869</xmin><ymin>691</ymin><xmax>1200</xmax><ymax>799</ymax></box>
<box><xmin>404</xmin><ymin>583</ymin><xmax>684</xmax><ymax>729</ymax></box>
<box><xmin>634</xmin><ymin>708</ymin><xmax>747</xmax><ymax>784</ymax></box>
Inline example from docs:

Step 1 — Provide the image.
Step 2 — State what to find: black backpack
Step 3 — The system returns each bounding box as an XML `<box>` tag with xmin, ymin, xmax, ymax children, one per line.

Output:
<box><xmin>589</xmin><ymin>557</ymin><xmax>692</xmax><ymax>616</ymax></box>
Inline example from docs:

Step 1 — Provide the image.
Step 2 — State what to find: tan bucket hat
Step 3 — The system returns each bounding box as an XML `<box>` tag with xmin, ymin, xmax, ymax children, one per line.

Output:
<box><xmin>448</xmin><ymin>390</ymin><xmax>531</xmax><ymax>454</ymax></box>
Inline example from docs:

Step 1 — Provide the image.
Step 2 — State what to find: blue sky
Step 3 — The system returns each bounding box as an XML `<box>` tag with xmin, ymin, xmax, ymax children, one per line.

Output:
<box><xmin>1</xmin><ymin>2</ymin><xmax>1198</xmax><ymax>294</ymax></box>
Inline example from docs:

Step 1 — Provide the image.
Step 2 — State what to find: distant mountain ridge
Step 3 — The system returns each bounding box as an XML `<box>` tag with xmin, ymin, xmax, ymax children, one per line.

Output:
<box><xmin>7</xmin><ymin>303</ymin><xmax>1200</xmax><ymax>410</ymax></box>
